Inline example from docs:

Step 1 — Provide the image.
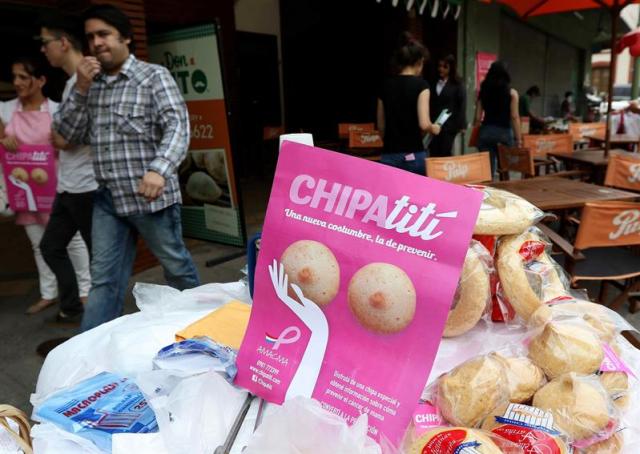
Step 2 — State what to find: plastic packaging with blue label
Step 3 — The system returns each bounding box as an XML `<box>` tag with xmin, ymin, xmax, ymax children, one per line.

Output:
<box><xmin>35</xmin><ymin>372</ymin><xmax>158</xmax><ymax>452</ymax></box>
<box><xmin>153</xmin><ymin>336</ymin><xmax>238</xmax><ymax>380</ymax></box>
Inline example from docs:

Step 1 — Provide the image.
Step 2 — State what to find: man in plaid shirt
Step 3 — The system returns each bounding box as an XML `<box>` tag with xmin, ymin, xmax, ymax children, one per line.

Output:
<box><xmin>54</xmin><ymin>4</ymin><xmax>200</xmax><ymax>331</ymax></box>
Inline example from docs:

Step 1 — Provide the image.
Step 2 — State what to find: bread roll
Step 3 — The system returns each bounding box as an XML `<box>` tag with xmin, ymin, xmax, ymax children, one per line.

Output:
<box><xmin>444</xmin><ymin>243</ymin><xmax>491</xmax><ymax>337</ymax></box>
<box><xmin>599</xmin><ymin>372</ymin><xmax>629</xmax><ymax>409</ymax></box>
<box><xmin>281</xmin><ymin>240</ymin><xmax>340</xmax><ymax>307</ymax></box>
<box><xmin>491</xmin><ymin>353</ymin><xmax>546</xmax><ymax>403</ymax></box>
<box><xmin>580</xmin><ymin>432</ymin><xmax>623</xmax><ymax>454</ymax></box>
<box><xmin>481</xmin><ymin>403</ymin><xmax>570</xmax><ymax>454</ymax></box>
<box><xmin>409</xmin><ymin>427</ymin><xmax>502</xmax><ymax>454</ymax></box>
<box><xmin>497</xmin><ymin>231</ymin><xmax>567</xmax><ymax>321</ymax></box>
<box><xmin>530</xmin><ymin>300</ymin><xmax>618</xmax><ymax>342</ymax></box>
<box><xmin>437</xmin><ymin>355</ymin><xmax>509</xmax><ymax>427</ymax></box>
<box><xmin>528</xmin><ymin>322</ymin><xmax>604</xmax><ymax>379</ymax></box>
<box><xmin>348</xmin><ymin>263</ymin><xmax>416</xmax><ymax>334</ymax></box>
<box><xmin>474</xmin><ymin>186</ymin><xmax>543</xmax><ymax>235</ymax></box>
<box><xmin>533</xmin><ymin>373</ymin><xmax>610</xmax><ymax>440</ymax></box>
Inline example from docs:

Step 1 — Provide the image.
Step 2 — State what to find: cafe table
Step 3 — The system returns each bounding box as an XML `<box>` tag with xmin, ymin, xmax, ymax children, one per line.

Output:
<box><xmin>489</xmin><ymin>176</ymin><xmax>638</xmax><ymax>211</ymax></box>
<box><xmin>546</xmin><ymin>148</ymin><xmax>636</xmax><ymax>183</ymax></box>
<box><xmin>584</xmin><ymin>133</ymin><xmax>639</xmax><ymax>150</ymax></box>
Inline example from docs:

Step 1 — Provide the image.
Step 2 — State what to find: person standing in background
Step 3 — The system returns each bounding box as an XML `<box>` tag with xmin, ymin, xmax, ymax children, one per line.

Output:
<box><xmin>519</xmin><ymin>85</ymin><xmax>545</xmax><ymax>133</ymax></box>
<box><xmin>0</xmin><ymin>56</ymin><xmax>91</xmax><ymax>316</ymax></box>
<box><xmin>560</xmin><ymin>91</ymin><xmax>578</xmax><ymax>121</ymax></box>
<box><xmin>54</xmin><ymin>4</ymin><xmax>200</xmax><ymax>332</ymax></box>
<box><xmin>38</xmin><ymin>14</ymin><xmax>98</xmax><ymax>324</ymax></box>
<box><xmin>475</xmin><ymin>61</ymin><xmax>522</xmax><ymax>176</ymax></box>
<box><xmin>377</xmin><ymin>32</ymin><xmax>440</xmax><ymax>175</ymax></box>
<box><xmin>429</xmin><ymin>55</ymin><xmax>466</xmax><ymax>157</ymax></box>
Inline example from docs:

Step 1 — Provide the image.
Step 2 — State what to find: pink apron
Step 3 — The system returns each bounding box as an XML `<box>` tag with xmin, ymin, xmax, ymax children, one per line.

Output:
<box><xmin>4</xmin><ymin>99</ymin><xmax>53</xmax><ymax>225</ymax></box>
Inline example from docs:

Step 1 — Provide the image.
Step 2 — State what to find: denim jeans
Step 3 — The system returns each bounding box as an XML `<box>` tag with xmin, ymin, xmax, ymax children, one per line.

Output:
<box><xmin>380</xmin><ymin>151</ymin><xmax>427</xmax><ymax>175</ymax></box>
<box><xmin>81</xmin><ymin>187</ymin><xmax>200</xmax><ymax>331</ymax></box>
<box><xmin>477</xmin><ymin>125</ymin><xmax>514</xmax><ymax>175</ymax></box>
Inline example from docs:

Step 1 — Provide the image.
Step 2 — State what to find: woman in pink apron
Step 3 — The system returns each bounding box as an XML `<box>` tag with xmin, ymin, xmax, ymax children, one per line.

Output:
<box><xmin>0</xmin><ymin>56</ymin><xmax>90</xmax><ymax>314</ymax></box>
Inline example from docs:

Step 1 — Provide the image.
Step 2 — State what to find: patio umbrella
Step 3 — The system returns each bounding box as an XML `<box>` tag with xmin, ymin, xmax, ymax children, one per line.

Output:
<box><xmin>495</xmin><ymin>0</ymin><xmax>640</xmax><ymax>154</ymax></box>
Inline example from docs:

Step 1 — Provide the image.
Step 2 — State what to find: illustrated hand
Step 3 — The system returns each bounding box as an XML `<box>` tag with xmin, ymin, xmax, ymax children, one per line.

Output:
<box><xmin>268</xmin><ymin>259</ymin><xmax>329</xmax><ymax>400</ymax></box>
<box><xmin>0</xmin><ymin>135</ymin><xmax>19</xmax><ymax>151</ymax></box>
<box><xmin>138</xmin><ymin>171</ymin><xmax>165</xmax><ymax>202</ymax></box>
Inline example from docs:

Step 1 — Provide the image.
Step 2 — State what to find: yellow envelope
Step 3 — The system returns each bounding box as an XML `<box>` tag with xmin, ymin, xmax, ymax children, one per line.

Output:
<box><xmin>175</xmin><ymin>300</ymin><xmax>251</xmax><ymax>350</ymax></box>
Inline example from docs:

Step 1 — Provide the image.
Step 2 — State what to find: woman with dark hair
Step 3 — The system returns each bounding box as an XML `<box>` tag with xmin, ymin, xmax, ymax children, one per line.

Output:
<box><xmin>429</xmin><ymin>54</ymin><xmax>467</xmax><ymax>157</ymax></box>
<box><xmin>474</xmin><ymin>60</ymin><xmax>522</xmax><ymax>176</ymax></box>
<box><xmin>0</xmin><ymin>56</ymin><xmax>90</xmax><ymax>315</ymax></box>
<box><xmin>377</xmin><ymin>32</ymin><xmax>440</xmax><ymax>175</ymax></box>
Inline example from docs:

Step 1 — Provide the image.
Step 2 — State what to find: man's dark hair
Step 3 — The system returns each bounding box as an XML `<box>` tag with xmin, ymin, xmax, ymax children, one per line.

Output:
<box><xmin>526</xmin><ymin>85</ymin><xmax>541</xmax><ymax>97</ymax></box>
<box><xmin>82</xmin><ymin>4</ymin><xmax>135</xmax><ymax>53</ymax></box>
<box><xmin>565</xmin><ymin>91</ymin><xmax>573</xmax><ymax>98</ymax></box>
<box><xmin>38</xmin><ymin>13</ymin><xmax>84</xmax><ymax>52</ymax></box>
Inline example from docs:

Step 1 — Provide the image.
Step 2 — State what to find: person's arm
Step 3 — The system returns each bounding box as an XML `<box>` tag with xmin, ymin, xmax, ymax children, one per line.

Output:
<box><xmin>376</xmin><ymin>98</ymin><xmax>385</xmax><ymax>135</ymax></box>
<box><xmin>418</xmin><ymin>89</ymin><xmax>440</xmax><ymax>135</ymax></box>
<box><xmin>510</xmin><ymin>89</ymin><xmax>522</xmax><ymax>146</ymax></box>
<box><xmin>139</xmin><ymin>66</ymin><xmax>191</xmax><ymax>201</ymax></box>
<box><xmin>53</xmin><ymin>58</ymin><xmax>98</xmax><ymax>145</ymax></box>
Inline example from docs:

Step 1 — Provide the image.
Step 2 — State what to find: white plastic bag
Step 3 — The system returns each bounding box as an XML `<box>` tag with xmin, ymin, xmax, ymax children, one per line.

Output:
<box><xmin>244</xmin><ymin>397</ymin><xmax>381</xmax><ymax>454</ymax></box>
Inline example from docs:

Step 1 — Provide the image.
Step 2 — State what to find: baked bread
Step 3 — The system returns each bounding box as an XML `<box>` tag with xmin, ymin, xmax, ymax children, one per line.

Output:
<box><xmin>409</xmin><ymin>427</ymin><xmax>502</xmax><ymax>454</ymax></box>
<box><xmin>473</xmin><ymin>186</ymin><xmax>543</xmax><ymax>235</ymax></box>
<box><xmin>347</xmin><ymin>263</ymin><xmax>416</xmax><ymax>334</ymax></box>
<box><xmin>481</xmin><ymin>403</ymin><xmax>570</xmax><ymax>454</ymax></box>
<box><xmin>497</xmin><ymin>231</ymin><xmax>567</xmax><ymax>321</ymax></box>
<box><xmin>281</xmin><ymin>240</ymin><xmax>340</xmax><ymax>307</ymax></box>
<box><xmin>580</xmin><ymin>432</ymin><xmax>623</xmax><ymax>454</ymax></box>
<box><xmin>532</xmin><ymin>373</ymin><xmax>610</xmax><ymax>440</ymax></box>
<box><xmin>528</xmin><ymin>322</ymin><xmax>604</xmax><ymax>379</ymax></box>
<box><xmin>530</xmin><ymin>300</ymin><xmax>618</xmax><ymax>342</ymax></box>
<box><xmin>491</xmin><ymin>353</ymin><xmax>546</xmax><ymax>403</ymax></box>
<box><xmin>436</xmin><ymin>355</ymin><xmax>509</xmax><ymax>427</ymax></box>
<box><xmin>599</xmin><ymin>372</ymin><xmax>629</xmax><ymax>409</ymax></box>
<box><xmin>444</xmin><ymin>242</ymin><xmax>491</xmax><ymax>337</ymax></box>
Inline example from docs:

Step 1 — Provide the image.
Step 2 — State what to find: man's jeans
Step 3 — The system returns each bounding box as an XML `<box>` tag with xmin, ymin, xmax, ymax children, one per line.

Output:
<box><xmin>81</xmin><ymin>187</ymin><xmax>200</xmax><ymax>331</ymax></box>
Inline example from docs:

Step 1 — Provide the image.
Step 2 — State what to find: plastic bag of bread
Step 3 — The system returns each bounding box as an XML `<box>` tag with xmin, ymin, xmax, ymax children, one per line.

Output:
<box><xmin>443</xmin><ymin>240</ymin><xmax>493</xmax><ymax>338</ymax></box>
<box><xmin>529</xmin><ymin>297</ymin><xmax>636</xmax><ymax>343</ymax></box>
<box><xmin>490</xmin><ymin>353</ymin><xmax>546</xmax><ymax>403</ymax></box>
<box><xmin>496</xmin><ymin>228</ymin><xmax>570</xmax><ymax>321</ymax></box>
<box><xmin>434</xmin><ymin>354</ymin><xmax>510</xmax><ymax>428</ymax></box>
<box><xmin>481</xmin><ymin>403</ymin><xmax>571</xmax><ymax>453</ymax></box>
<box><xmin>532</xmin><ymin>373</ymin><xmax>617</xmax><ymax>442</ymax></box>
<box><xmin>470</xmin><ymin>185</ymin><xmax>544</xmax><ymax>236</ymax></box>
<box><xmin>528</xmin><ymin>319</ymin><xmax>605</xmax><ymax>379</ymax></box>
<box><xmin>578</xmin><ymin>431</ymin><xmax>624</xmax><ymax>454</ymax></box>
<box><xmin>408</xmin><ymin>426</ymin><xmax>524</xmax><ymax>454</ymax></box>
<box><xmin>598</xmin><ymin>340</ymin><xmax>638</xmax><ymax>410</ymax></box>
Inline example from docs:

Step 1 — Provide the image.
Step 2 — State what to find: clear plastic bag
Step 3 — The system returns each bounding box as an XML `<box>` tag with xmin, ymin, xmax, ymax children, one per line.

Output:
<box><xmin>496</xmin><ymin>227</ymin><xmax>571</xmax><ymax>322</ymax></box>
<box><xmin>243</xmin><ymin>397</ymin><xmax>381</xmax><ymax>454</ymax></box>
<box><xmin>431</xmin><ymin>354</ymin><xmax>510</xmax><ymax>428</ymax></box>
<box><xmin>532</xmin><ymin>373</ymin><xmax>620</xmax><ymax>448</ymax></box>
<box><xmin>470</xmin><ymin>185</ymin><xmax>544</xmax><ymax>236</ymax></box>
<box><xmin>443</xmin><ymin>240</ymin><xmax>494</xmax><ymax>338</ymax></box>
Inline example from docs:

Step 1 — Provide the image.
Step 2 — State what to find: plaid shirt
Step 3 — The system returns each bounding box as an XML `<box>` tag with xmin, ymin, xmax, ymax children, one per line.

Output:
<box><xmin>54</xmin><ymin>55</ymin><xmax>189</xmax><ymax>216</ymax></box>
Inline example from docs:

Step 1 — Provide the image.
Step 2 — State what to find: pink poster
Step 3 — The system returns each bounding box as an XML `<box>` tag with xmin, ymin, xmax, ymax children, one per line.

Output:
<box><xmin>0</xmin><ymin>144</ymin><xmax>57</xmax><ymax>212</ymax></box>
<box><xmin>476</xmin><ymin>52</ymin><xmax>497</xmax><ymax>94</ymax></box>
<box><xmin>235</xmin><ymin>142</ymin><xmax>482</xmax><ymax>445</ymax></box>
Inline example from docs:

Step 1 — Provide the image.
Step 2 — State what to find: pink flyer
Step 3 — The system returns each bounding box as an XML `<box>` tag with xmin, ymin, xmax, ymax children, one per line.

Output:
<box><xmin>1</xmin><ymin>144</ymin><xmax>57</xmax><ymax>212</ymax></box>
<box><xmin>235</xmin><ymin>142</ymin><xmax>482</xmax><ymax>445</ymax></box>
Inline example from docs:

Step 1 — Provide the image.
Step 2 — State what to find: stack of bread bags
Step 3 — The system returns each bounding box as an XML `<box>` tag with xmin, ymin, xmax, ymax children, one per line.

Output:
<box><xmin>410</xmin><ymin>186</ymin><xmax>640</xmax><ymax>453</ymax></box>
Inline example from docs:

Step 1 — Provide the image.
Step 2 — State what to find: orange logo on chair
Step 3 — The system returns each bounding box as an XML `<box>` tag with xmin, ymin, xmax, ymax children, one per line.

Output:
<box><xmin>338</xmin><ymin>123</ymin><xmax>374</xmax><ymax>139</ymax></box>
<box><xmin>348</xmin><ymin>130</ymin><xmax>383</xmax><ymax>148</ymax></box>
<box><xmin>575</xmin><ymin>202</ymin><xmax>640</xmax><ymax>249</ymax></box>
<box><xmin>604</xmin><ymin>153</ymin><xmax>640</xmax><ymax>191</ymax></box>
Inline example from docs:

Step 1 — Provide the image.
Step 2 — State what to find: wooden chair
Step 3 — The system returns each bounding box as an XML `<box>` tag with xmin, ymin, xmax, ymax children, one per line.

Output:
<box><xmin>604</xmin><ymin>153</ymin><xmax>640</xmax><ymax>192</ymax></box>
<box><xmin>539</xmin><ymin>201</ymin><xmax>640</xmax><ymax>313</ymax></box>
<box><xmin>498</xmin><ymin>144</ymin><xmax>589</xmax><ymax>181</ymax></box>
<box><xmin>498</xmin><ymin>145</ymin><xmax>535</xmax><ymax>180</ymax></box>
<box><xmin>569</xmin><ymin>122</ymin><xmax>606</xmax><ymax>149</ymax></box>
<box><xmin>425</xmin><ymin>152</ymin><xmax>492</xmax><ymax>184</ymax></box>
<box><xmin>337</xmin><ymin>123</ymin><xmax>374</xmax><ymax>139</ymax></box>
